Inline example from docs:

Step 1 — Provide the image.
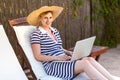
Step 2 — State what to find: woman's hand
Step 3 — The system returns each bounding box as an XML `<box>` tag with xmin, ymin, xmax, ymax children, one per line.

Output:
<box><xmin>67</xmin><ymin>51</ymin><xmax>73</xmax><ymax>56</ymax></box>
<box><xmin>55</xmin><ymin>55</ymin><xmax>71</xmax><ymax>61</ymax></box>
<box><xmin>61</xmin><ymin>47</ymin><xmax>73</xmax><ymax>56</ymax></box>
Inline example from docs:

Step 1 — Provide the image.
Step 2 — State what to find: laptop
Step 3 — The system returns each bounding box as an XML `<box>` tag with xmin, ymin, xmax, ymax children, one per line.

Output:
<box><xmin>54</xmin><ymin>36</ymin><xmax>96</xmax><ymax>62</ymax></box>
<box><xmin>71</xmin><ymin>36</ymin><xmax>96</xmax><ymax>61</ymax></box>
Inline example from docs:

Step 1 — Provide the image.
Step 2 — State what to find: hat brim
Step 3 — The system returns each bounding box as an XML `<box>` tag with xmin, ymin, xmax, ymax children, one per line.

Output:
<box><xmin>27</xmin><ymin>6</ymin><xmax>63</xmax><ymax>26</ymax></box>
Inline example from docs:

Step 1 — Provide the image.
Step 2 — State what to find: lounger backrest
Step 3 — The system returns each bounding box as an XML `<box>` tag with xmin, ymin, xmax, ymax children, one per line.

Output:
<box><xmin>0</xmin><ymin>25</ymin><xmax>28</xmax><ymax>80</ymax></box>
<box><xmin>13</xmin><ymin>25</ymin><xmax>47</xmax><ymax>79</ymax></box>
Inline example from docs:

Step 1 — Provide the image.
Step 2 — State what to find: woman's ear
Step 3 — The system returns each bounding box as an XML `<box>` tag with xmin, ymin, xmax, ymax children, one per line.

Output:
<box><xmin>39</xmin><ymin>16</ymin><xmax>42</xmax><ymax>21</ymax></box>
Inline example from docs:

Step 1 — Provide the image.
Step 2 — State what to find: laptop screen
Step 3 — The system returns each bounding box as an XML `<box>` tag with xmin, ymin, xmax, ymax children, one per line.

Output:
<box><xmin>71</xmin><ymin>36</ymin><xmax>96</xmax><ymax>61</ymax></box>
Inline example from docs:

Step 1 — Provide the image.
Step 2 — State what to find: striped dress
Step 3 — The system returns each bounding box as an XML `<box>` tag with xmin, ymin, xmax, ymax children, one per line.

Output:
<box><xmin>31</xmin><ymin>26</ymin><xmax>76</xmax><ymax>80</ymax></box>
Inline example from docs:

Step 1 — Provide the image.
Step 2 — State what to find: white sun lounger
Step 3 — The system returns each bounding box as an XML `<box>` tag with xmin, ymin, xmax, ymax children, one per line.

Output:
<box><xmin>12</xmin><ymin>25</ymin><xmax>90</xmax><ymax>80</ymax></box>
<box><xmin>8</xmin><ymin>18</ymin><xmax>120</xmax><ymax>80</ymax></box>
<box><xmin>0</xmin><ymin>25</ymin><xmax>28</xmax><ymax>80</ymax></box>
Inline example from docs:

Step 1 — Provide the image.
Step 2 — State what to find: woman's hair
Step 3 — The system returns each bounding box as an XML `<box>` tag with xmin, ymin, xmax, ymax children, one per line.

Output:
<box><xmin>40</xmin><ymin>11</ymin><xmax>53</xmax><ymax>17</ymax></box>
<box><xmin>37</xmin><ymin>11</ymin><xmax>53</xmax><ymax>28</ymax></box>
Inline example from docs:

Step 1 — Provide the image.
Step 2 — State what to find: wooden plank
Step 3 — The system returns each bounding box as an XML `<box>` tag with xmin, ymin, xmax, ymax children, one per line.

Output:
<box><xmin>9</xmin><ymin>18</ymin><xmax>36</xmax><ymax>79</ymax></box>
<box><xmin>90</xmin><ymin>46</ymin><xmax>108</xmax><ymax>56</ymax></box>
<box><xmin>9</xmin><ymin>17</ymin><xmax>27</xmax><ymax>26</ymax></box>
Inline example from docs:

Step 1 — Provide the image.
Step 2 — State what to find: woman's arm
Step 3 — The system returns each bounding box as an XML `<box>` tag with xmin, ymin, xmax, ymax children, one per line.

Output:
<box><xmin>31</xmin><ymin>44</ymin><xmax>71</xmax><ymax>62</ymax></box>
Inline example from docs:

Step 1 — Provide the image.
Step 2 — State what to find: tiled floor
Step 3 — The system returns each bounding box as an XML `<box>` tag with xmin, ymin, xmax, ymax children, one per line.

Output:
<box><xmin>99</xmin><ymin>45</ymin><xmax>120</xmax><ymax>77</ymax></box>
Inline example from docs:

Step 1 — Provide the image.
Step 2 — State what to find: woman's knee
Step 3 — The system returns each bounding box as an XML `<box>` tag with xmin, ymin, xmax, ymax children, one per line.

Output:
<box><xmin>76</xmin><ymin>59</ymin><xmax>91</xmax><ymax>68</ymax></box>
<box><xmin>74</xmin><ymin>59</ymin><xmax>92</xmax><ymax>75</ymax></box>
<box><xmin>83</xmin><ymin>57</ymin><xmax>95</xmax><ymax>61</ymax></box>
<box><xmin>88</xmin><ymin>57</ymin><xmax>95</xmax><ymax>62</ymax></box>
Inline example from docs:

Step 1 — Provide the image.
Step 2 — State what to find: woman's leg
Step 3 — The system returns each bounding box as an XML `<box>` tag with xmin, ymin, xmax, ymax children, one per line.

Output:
<box><xmin>74</xmin><ymin>59</ymin><xmax>108</xmax><ymax>80</ymax></box>
<box><xmin>83</xmin><ymin>57</ymin><xmax>113</xmax><ymax>80</ymax></box>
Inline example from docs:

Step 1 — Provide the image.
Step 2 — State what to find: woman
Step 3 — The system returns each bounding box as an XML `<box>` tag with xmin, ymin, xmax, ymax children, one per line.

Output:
<box><xmin>27</xmin><ymin>6</ymin><xmax>113</xmax><ymax>80</ymax></box>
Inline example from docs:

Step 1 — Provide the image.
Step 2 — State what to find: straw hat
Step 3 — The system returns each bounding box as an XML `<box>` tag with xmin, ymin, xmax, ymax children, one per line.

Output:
<box><xmin>27</xmin><ymin>6</ymin><xmax>63</xmax><ymax>26</ymax></box>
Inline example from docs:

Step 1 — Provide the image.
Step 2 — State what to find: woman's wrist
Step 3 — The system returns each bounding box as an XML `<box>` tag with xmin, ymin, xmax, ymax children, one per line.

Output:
<box><xmin>62</xmin><ymin>48</ymin><xmax>73</xmax><ymax>55</ymax></box>
<box><xmin>52</xmin><ymin>56</ymin><xmax>58</xmax><ymax>61</ymax></box>
<box><xmin>67</xmin><ymin>51</ymin><xmax>73</xmax><ymax>55</ymax></box>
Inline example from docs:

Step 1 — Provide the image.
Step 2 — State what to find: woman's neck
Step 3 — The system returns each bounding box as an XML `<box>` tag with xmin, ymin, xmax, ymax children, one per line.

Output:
<box><xmin>42</xmin><ymin>26</ymin><xmax>50</xmax><ymax>31</ymax></box>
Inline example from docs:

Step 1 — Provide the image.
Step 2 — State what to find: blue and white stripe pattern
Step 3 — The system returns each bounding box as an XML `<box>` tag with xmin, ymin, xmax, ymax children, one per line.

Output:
<box><xmin>31</xmin><ymin>26</ymin><xmax>76</xmax><ymax>80</ymax></box>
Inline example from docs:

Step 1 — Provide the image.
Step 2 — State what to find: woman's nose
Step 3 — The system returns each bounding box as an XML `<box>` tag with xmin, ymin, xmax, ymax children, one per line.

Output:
<box><xmin>47</xmin><ymin>18</ymin><xmax>51</xmax><ymax>22</ymax></box>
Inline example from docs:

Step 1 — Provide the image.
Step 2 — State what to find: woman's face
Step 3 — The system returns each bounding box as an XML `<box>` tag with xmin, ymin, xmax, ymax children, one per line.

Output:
<box><xmin>40</xmin><ymin>12</ymin><xmax>53</xmax><ymax>27</ymax></box>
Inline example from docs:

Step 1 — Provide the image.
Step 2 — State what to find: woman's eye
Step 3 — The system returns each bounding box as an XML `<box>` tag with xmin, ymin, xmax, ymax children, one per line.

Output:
<box><xmin>50</xmin><ymin>17</ymin><xmax>52</xmax><ymax>19</ymax></box>
<box><xmin>44</xmin><ymin>17</ymin><xmax>52</xmax><ymax>19</ymax></box>
<box><xmin>44</xmin><ymin>17</ymin><xmax>47</xmax><ymax>19</ymax></box>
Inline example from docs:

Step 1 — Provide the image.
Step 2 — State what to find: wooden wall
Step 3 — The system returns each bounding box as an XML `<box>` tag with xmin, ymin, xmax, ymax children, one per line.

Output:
<box><xmin>0</xmin><ymin>0</ymin><xmax>103</xmax><ymax>49</ymax></box>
